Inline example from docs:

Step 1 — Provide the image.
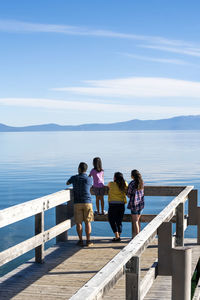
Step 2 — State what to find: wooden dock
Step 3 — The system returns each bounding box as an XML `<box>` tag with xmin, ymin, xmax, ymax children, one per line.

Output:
<box><xmin>0</xmin><ymin>237</ymin><xmax>200</xmax><ymax>299</ymax></box>
<box><xmin>1</xmin><ymin>185</ymin><xmax>200</xmax><ymax>299</ymax></box>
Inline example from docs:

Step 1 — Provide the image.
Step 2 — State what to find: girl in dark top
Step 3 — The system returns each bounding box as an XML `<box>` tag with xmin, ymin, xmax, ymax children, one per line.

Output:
<box><xmin>127</xmin><ymin>169</ymin><xmax>144</xmax><ymax>239</ymax></box>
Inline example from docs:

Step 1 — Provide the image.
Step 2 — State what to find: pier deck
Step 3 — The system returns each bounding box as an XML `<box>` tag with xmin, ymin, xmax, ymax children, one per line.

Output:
<box><xmin>1</xmin><ymin>186</ymin><xmax>200</xmax><ymax>299</ymax></box>
<box><xmin>0</xmin><ymin>236</ymin><xmax>157</xmax><ymax>300</ymax></box>
<box><xmin>0</xmin><ymin>237</ymin><xmax>199</xmax><ymax>299</ymax></box>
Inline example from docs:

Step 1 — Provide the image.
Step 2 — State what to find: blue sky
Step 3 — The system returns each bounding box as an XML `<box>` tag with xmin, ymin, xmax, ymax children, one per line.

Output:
<box><xmin>1</xmin><ymin>0</ymin><xmax>200</xmax><ymax>126</ymax></box>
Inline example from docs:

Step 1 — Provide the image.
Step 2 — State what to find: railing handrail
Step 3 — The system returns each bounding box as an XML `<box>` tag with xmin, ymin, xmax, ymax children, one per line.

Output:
<box><xmin>0</xmin><ymin>185</ymin><xmax>187</xmax><ymax>229</ymax></box>
<box><xmin>70</xmin><ymin>185</ymin><xmax>193</xmax><ymax>300</ymax></box>
<box><xmin>0</xmin><ymin>189</ymin><xmax>72</xmax><ymax>228</ymax></box>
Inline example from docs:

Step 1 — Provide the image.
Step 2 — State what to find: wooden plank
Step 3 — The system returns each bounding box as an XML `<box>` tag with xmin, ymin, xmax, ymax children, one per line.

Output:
<box><xmin>91</xmin><ymin>185</ymin><xmax>187</xmax><ymax>197</ymax></box>
<box><xmin>0</xmin><ymin>189</ymin><xmax>72</xmax><ymax>228</ymax></box>
<box><xmin>94</xmin><ymin>213</ymin><xmax>187</xmax><ymax>223</ymax></box>
<box><xmin>70</xmin><ymin>186</ymin><xmax>193</xmax><ymax>300</ymax></box>
<box><xmin>144</xmin><ymin>186</ymin><xmax>186</xmax><ymax>196</ymax></box>
<box><xmin>0</xmin><ymin>237</ymin><xmax>130</xmax><ymax>299</ymax></box>
<box><xmin>0</xmin><ymin>218</ymin><xmax>74</xmax><ymax>266</ymax></box>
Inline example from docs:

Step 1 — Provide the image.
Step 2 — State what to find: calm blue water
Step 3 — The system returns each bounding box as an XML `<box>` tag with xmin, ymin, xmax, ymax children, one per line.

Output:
<box><xmin>1</xmin><ymin>130</ymin><xmax>200</xmax><ymax>275</ymax></box>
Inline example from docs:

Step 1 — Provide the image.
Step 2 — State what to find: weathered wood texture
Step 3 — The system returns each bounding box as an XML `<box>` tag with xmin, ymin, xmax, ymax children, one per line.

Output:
<box><xmin>0</xmin><ymin>237</ymin><xmax>130</xmax><ymax>300</ymax></box>
<box><xmin>35</xmin><ymin>212</ymin><xmax>44</xmax><ymax>263</ymax></box>
<box><xmin>172</xmin><ymin>247</ymin><xmax>192</xmax><ymax>300</ymax></box>
<box><xmin>125</xmin><ymin>256</ymin><xmax>140</xmax><ymax>300</ymax></box>
<box><xmin>94</xmin><ymin>214</ymin><xmax>187</xmax><ymax>223</ymax></box>
<box><xmin>0</xmin><ymin>218</ymin><xmax>75</xmax><ymax>266</ymax></box>
<box><xmin>1</xmin><ymin>185</ymin><xmax>199</xmax><ymax>300</ymax></box>
<box><xmin>0</xmin><ymin>189</ymin><xmax>72</xmax><ymax>228</ymax></box>
<box><xmin>91</xmin><ymin>185</ymin><xmax>187</xmax><ymax>197</ymax></box>
<box><xmin>70</xmin><ymin>186</ymin><xmax>193</xmax><ymax>300</ymax></box>
<box><xmin>103</xmin><ymin>239</ymin><xmax>200</xmax><ymax>300</ymax></box>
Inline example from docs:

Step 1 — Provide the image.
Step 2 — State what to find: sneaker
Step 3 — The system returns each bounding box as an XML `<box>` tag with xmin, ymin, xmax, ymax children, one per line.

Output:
<box><xmin>112</xmin><ymin>237</ymin><xmax>121</xmax><ymax>242</ymax></box>
<box><xmin>101</xmin><ymin>210</ymin><xmax>107</xmax><ymax>215</ymax></box>
<box><xmin>94</xmin><ymin>210</ymin><xmax>100</xmax><ymax>215</ymax></box>
<box><xmin>76</xmin><ymin>240</ymin><xmax>84</xmax><ymax>247</ymax></box>
<box><xmin>86</xmin><ymin>240</ymin><xmax>94</xmax><ymax>247</ymax></box>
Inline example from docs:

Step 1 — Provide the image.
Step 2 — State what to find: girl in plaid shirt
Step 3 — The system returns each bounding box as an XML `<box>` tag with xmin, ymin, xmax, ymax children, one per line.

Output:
<box><xmin>127</xmin><ymin>169</ymin><xmax>144</xmax><ymax>239</ymax></box>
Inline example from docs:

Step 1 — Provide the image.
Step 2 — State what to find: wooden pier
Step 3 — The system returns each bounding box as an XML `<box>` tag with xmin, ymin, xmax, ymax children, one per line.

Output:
<box><xmin>1</xmin><ymin>186</ymin><xmax>200</xmax><ymax>299</ymax></box>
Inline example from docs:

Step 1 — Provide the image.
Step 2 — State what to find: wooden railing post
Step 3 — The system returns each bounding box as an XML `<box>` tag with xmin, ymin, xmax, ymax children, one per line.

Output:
<box><xmin>197</xmin><ymin>208</ymin><xmax>200</xmax><ymax>245</ymax></box>
<box><xmin>56</xmin><ymin>191</ymin><xmax>74</xmax><ymax>243</ymax></box>
<box><xmin>175</xmin><ymin>202</ymin><xmax>184</xmax><ymax>246</ymax></box>
<box><xmin>158</xmin><ymin>222</ymin><xmax>172</xmax><ymax>275</ymax></box>
<box><xmin>172</xmin><ymin>247</ymin><xmax>192</xmax><ymax>300</ymax></box>
<box><xmin>188</xmin><ymin>189</ymin><xmax>198</xmax><ymax>225</ymax></box>
<box><xmin>125</xmin><ymin>256</ymin><xmax>140</xmax><ymax>300</ymax></box>
<box><xmin>35</xmin><ymin>211</ymin><xmax>44</xmax><ymax>263</ymax></box>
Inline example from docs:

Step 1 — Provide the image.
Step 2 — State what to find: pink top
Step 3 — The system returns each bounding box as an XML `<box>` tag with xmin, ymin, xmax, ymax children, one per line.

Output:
<box><xmin>89</xmin><ymin>169</ymin><xmax>104</xmax><ymax>187</ymax></box>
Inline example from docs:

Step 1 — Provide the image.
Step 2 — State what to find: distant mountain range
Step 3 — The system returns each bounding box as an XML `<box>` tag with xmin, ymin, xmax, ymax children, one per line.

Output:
<box><xmin>1</xmin><ymin>115</ymin><xmax>200</xmax><ymax>132</ymax></box>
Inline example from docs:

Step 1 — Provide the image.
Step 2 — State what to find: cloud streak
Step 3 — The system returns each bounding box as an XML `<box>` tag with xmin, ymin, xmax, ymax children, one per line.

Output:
<box><xmin>52</xmin><ymin>77</ymin><xmax>200</xmax><ymax>98</ymax></box>
<box><xmin>1</xmin><ymin>20</ymin><xmax>200</xmax><ymax>57</ymax></box>
<box><xmin>1</xmin><ymin>97</ymin><xmax>200</xmax><ymax>120</ymax></box>
<box><xmin>140</xmin><ymin>45</ymin><xmax>200</xmax><ymax>58</ymax></box>
<box><xmin>120</xmin><ymin>53</ymin><xmax>190</xmax><ymax>65</ymax></box>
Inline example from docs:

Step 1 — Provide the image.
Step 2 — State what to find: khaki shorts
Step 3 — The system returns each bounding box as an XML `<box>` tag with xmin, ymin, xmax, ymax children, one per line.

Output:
<box><xmin>74</xmin><ymin>203</ymin><xmax>94</xmax><ymax>224</ymax></box>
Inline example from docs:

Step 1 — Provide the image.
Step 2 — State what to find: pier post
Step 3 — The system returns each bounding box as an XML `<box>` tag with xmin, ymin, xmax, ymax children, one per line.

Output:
<box><xmin>158</xmin><ymin>222</ymin><xmax>172</xmax><ymax>275</ymax></box>
<box><xmin>188</xmin><ymin>189</ymin><xmax>198</xmax><ymax>225</ymax></box>
<box><xmin>172</xmin><ymin>247</ymin><xmax>192</xmax><ymax>300</ymax></box>
<box><xmin>35</xmin><ymin>211</ymin><xmax>44</xmax><ymax>263</ymax></box>
<box><xmin>175</xmin><ymin>202</ymin><xmax>184</xmax><ymax>246</ymax></box>
<box><xmin>197</xmin><ymin>208</ymin><xmax>200</xmax><ymax>245</ymax></box>
<box><xmin>125</xmin><ymin>256</ymin><xmax>140</xmax><ymax>300</ymax></box>
<box><xmin>56</xmin><ymin>190</ymin><xmax>74</xmax><ymax>243</ymax></box>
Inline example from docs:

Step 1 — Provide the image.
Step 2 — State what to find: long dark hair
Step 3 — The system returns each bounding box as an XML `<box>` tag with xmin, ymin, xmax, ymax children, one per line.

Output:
<box><xmin>114</xmin><ymin>172</ymin><xmax>126</xmax><ymax>192</ymax></box>
<box><xmin>93</xmin><ymin>157</ymin><xmax>103</xmax><ymax>172</ymax></box>
<box><xmin>131</xmin><ymin>169</ymin><xmax>144</xmax><ymax>190</ymax></box>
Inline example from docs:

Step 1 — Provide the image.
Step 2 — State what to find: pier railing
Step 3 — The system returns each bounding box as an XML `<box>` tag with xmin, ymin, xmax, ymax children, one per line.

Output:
<box><xmin>0</xmin><ymin>185</ymin><xmax>200</xmax><ymax>300</ymax></box>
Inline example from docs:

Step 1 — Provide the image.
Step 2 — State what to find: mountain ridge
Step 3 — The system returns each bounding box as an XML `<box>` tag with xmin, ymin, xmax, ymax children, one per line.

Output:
<box><xmin>1</xmin><ymin>115</ymin><xmax>200</xmax><ymax>132</ymax></box>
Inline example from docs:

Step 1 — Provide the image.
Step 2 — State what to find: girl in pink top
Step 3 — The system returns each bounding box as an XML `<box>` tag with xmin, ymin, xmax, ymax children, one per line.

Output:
<box><xmin>89</xmin><ymin>157</ymin><xmax>106</xmax><ymax>215</ymax></box>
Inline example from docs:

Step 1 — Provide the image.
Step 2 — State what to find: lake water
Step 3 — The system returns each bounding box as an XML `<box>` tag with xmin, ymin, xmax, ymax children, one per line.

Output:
<box><xmin>1</xmin><ymin>130</ymin><xmax>200</xmax><ymax>275</ymax></box>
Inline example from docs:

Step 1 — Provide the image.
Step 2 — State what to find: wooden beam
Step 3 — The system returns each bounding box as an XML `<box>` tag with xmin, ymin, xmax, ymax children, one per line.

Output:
<box><xmin>0</xmin><ymin>189</ymin><xmax>71</xmax><ymax>228</ymax></box>
<box><xmin>90</xmin><ymin>185</ymin><xmax>187</xmax><ymax>197</ymax></box>
<box><xmin>0</xmin><ymin>218</ymin><xmax>75</xmax><ymax>267</ymax></box>
<box><xmin>144</xmin><ymin>186</ymin><xmax>186</xmax><ymax>196</ymax></box>
<box><xmin>94</xmin><ymin>214</ymin><xmax>187</xmax><ymax>223</ymax></box>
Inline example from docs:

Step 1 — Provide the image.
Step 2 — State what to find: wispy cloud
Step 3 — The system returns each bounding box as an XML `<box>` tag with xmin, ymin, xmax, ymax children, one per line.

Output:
<box><xmin>1</xmin><ymin>20</ymin><xmax>200</xmax><ymax>58</ymax></box>
<box><xmin>140</xmin><ymin>45</ymin><xmax>200</xmax><ymax>58</ymax></box>
<box><xmin>52</xmin><ymin>77</ymin><xmax>200</xmax><ymax>98</ymax></box>
<box><xmin>120</xmin><ymin>53</ymin><xmax>189</xmax><ymax>65</ymax></box>
<box><xmin>1</xmin><ymin>97</ymin><xmax>200</xmax><ymax>119</ymax></box>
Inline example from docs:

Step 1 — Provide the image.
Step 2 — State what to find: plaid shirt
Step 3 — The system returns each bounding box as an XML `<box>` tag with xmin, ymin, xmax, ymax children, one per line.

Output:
<box><xmin>127</xmin><ymin>180</ymin><xmax>144</xmax><ymax>213</ymax></box>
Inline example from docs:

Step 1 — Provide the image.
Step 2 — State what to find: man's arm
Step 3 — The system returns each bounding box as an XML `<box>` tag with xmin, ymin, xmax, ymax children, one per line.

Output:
<box><xmin>66</xmin><ymin>176</ymin><xmax>73</xmax><ymax>186</ymax></box>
